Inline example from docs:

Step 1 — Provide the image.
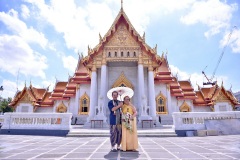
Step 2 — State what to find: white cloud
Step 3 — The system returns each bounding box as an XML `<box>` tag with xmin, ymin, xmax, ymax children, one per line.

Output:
<box><xmin>220</xmin><ymin>27</ymin><xmax>240</xmax><ymax>53</ymax></box>
<box><xmin>24</xmin><ymin>0</ymin><xmax>195</xmax><ymax>55</ymax></box>
<box><xmin>180</xmin><ymin>0</ymin><xmax>237</xmax><ymax>38</ymax></box>
<box><xmin>62</xmin><ymin>55</ymin><xmax>78</xmax><ymax>73</ymax></box>
<box><xmin>170</xmin><ymin>65</ymin><xmax>229</xmax><ymax>91</ymax></box>
<box><xmin>0</xmin><ymin>35</ymin><xmax>48</xmax><ymax>79</ymax></box>
<box><xmin>21</xmin><ymin>4</ymin><xmax>30</xmax><ymax>19</ymax></box>
<box><xmin>0</xmin><ymin>9</ymin><xmax>48</xmax><ymax>48</ymax></box>
<box><xmin>1</xmin><ymin>79</ymin><xmax>21</xmax><ymax>99</ymax></box>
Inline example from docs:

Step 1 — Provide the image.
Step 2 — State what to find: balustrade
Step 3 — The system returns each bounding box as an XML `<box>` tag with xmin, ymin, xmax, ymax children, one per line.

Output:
<box><xmin>1</xmin><ymin>113</ymin><xmax>72</xmax><ymax>130</ymax></box>
<box><xmin>173</xmin><ymin>111</ymin><xmax>240</xmax><ymax>130</ymax></box>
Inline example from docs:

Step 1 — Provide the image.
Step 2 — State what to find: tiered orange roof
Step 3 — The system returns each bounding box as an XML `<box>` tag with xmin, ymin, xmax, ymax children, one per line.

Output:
<box><xmin>9</xmin><ymin>84</ymin><xmax>54</xmax><ymax>110</ymax></box>
<box><xmin>170</xmin><ymin>77</ymin><xmax>183</xmax><ymax>97</ymax></box>
<box><xmin>193</xmin><ymin>84</ymin><xmax>239</xmax><ymax>106</ymax></box>
<box><xmin>49</xmin><ymin>82</ymin><xmax>68</xmax><ymax>100</ymax></box>
<box><xmin>63</xmin><ymin>76</ymin><xmax>77</xmax><ymax>98</ymax></box>
<box><xmin>154</xmin><ymin>58</ymin><xmax>174</xmax><ymax>83</ymax></box>
<box><xmin>177</xmin><ymin>81</ymin><xmax>197</xmax><ymax>100</ymax></box>
<box><xmin>72</xmin><ymin>57</ymin><xmax>91</xmax><ymax>84</ymax></box>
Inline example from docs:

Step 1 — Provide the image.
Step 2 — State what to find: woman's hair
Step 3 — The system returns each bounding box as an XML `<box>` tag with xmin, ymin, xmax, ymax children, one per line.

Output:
<box><xmin>123</xmin><ymin>96</ymin><xmax>130</xmax><ymax>101</ymax></box>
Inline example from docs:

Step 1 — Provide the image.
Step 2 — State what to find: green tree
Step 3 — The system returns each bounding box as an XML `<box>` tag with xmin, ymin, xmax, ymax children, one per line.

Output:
<box><xmin>0</xmin><ymin>97</ymin><xmax>13</xmax><ymax>113</ymax></box>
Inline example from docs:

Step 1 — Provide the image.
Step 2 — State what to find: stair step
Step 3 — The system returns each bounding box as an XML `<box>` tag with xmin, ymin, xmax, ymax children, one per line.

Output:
<box><xmin>66</xmin><ymin>134</ymin><xmax>177</xmax><ymax>137</ymax></box>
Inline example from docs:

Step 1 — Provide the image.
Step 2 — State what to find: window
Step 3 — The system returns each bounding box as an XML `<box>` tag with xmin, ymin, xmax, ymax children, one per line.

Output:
<box><xmin>82</xmin><ymin>98</ymin><xmax>88</xmax><ymax>112</ymax></box>
<box><xmin>121</xmin><ymin>52</ymin><xmax>123</xmax><ymax>57</ymax></box>
<box><xmin>79</xmin><ymin>93</ymin><xmax>89</xmax><ymax>115</ymax></box>
<box><xmin>115</xmin><ymin>52</ymin><xmax>117</xmax><ymax>57</ymax></box>
<box><xmin>108</xmin><ymin>52</ymin><xmax>111</xmax><ymax>57</ymax></box>
<box><xmin>127</xmin><ymin>52</ymin><xmax>130</xmax><ymax>57</ymax></box>
<box><xmin>133</xmin><ymin>52</ymin><xmax>136</xmax><ymax>57</ymax></box>
<box><xmin>156</xmin><ymin>93</ymin><xmax>167</xmax><ymax>114</ymax></box>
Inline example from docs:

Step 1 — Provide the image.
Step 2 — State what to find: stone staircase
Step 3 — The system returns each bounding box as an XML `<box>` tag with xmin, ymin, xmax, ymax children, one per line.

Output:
<box><xmin>67</xmin><ymin>125</ymin><xmax>177</xmax><ymax>137</ymax></box>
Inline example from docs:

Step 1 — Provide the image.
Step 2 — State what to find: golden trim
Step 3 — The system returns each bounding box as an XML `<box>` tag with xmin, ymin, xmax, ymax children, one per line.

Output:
<box><xmin>180</xmin><ymin>101</ymin><xmax>191</xmax><ymax>112</ymax></box>
<box><xmin>156</xmin><ymin>92</ymin><xmax>168</xmax><ymax>114</ymax></box>
<box><xmin>112</xmin><ymin>72</ymin><xmax>134</xmax><ymax>89</ymax></box>
<box><xmin>56</xmin><ymin>101</ymin><xmax>67</xmax><ymax>113</ymax></box>
<box><xmin>79</xmin><ymin>92</ymin><xmax>90</xmax><ymax>115</ymax></box>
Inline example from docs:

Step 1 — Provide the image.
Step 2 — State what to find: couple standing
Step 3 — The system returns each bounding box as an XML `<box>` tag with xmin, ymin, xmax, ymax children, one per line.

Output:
<box><xmin>108</xmin><ymin>91</ymin><xmax>138</xmax><ymax>152</ymax></box>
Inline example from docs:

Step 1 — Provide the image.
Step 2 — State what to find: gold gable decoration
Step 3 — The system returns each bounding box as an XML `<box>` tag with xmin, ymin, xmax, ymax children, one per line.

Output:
<box><xmin>112</xmin><ymin>72</ymin><xmax>133</xmax><ymax>89</ymax></box>
<box><xmin>155</xmin><ymin>92</ymin><xmax>167</xmax><ymax>114</ymax></box>
<box><xmin>215</xmin><ymin>91</ymin><xmax>230</xmax><ymax>102</ymax></box>
<box><xmin>180</xmin><ymin>101</ymin><xmax>191</xmax><ymax>112</ymax></box>
<box><xmin>106</xmin><ymin>23</ymin><xmax>139</xmax><ymax>46</ymax></box>
<box><xmin>19</xmin><ymin>94</ymin><xmax>31</xmax><ymax>103</ymax></box>
<box><xmin>79</xmin><ymin>92</ymin><xmax>90</xmax><ymax>115</ymax></box>
<box><xmin>56</xmin><ymin>101</ymin><xmax>67</xmax><ymax>113</ymax></box>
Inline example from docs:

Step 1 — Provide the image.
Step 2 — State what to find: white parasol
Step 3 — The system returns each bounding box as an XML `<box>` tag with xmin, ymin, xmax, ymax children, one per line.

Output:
<box><xmin>107</xmin><ymin>87</ymin><xmax>134</xmax><ymax>101</ymax></box>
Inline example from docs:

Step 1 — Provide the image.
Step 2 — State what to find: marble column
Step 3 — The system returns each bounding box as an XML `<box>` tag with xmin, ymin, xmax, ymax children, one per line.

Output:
<box><xmin>138</xmin><ymin>62</ymin><xmax>145</xmax><ymax>116</ymax></box>
<box><xmin>73</xmin><ymin>85</ymin><xmax>80</xmax><ymax>117</ymax></box>
<box><xmin>87</xmin><ymin>65</ymin><xmax>97</xmax><ymax>122</ymax></box>
<box><xmin>148</xmin><ymin>66</ymin><xmax>156</xmax><ymax>118</ymax></box>
<box><xmin>96</xmin><ymin>64</ymin><xmax>107</xmax><ymax>122</ymax></box>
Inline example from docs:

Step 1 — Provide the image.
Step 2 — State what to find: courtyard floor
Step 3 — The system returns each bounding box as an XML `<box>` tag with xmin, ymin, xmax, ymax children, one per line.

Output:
<box><xmin>0</xmin><ymin>134</ymin><xmax>240</xmax><ymax>160</ymax></box>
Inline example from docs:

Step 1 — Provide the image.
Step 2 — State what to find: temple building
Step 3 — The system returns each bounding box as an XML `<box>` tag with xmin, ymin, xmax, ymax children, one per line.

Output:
<box><xmin>9</xmin><ymin>5</ymin><xmax>239</xmax><ymax>126</ymax></box>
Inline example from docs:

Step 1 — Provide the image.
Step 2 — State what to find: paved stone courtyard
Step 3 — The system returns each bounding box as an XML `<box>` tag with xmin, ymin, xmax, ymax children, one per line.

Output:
<box><xmin>0</xmin><ymin>135</ymin><xmax>240</xmax><ymax>160</ymax></box>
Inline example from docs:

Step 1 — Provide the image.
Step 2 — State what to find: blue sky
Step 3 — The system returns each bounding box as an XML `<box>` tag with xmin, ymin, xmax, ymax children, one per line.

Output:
<box><xmin>0</xmin><ymin>0</ymin><xmax>240</xmax><ymax>99</ymax></box>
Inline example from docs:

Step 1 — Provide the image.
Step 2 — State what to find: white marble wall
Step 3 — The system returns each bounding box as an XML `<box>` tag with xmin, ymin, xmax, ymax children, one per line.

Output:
<box><xmin>214</xmin><ymin>102</ymin><xmax>233</xmax><ymax>112</ymax></box>
<box><xmin>193</xmin><ymin>106</ymin><xmax>212</xmax><ymax>112</ymax></box>
<box><xmin>108</xmin><ymin>65</ymin><xmax>138</xmax><ymax>107</ymax></box>
<box><xmin>16</xmin><ymin>103</ymin><xmax>33</xmax><ymax>112</ymax></box>
<box><xmin>76</xmin><ymin>84</ymin><xmax>90</xmax><ymax>117</ymax></box>
<box><xmin>35</xmin><ymin>107</ymin><xmax>53</xmax><ymax>113</ymax></box>
<box><xmin>68</xmin><ymin>97</ymin><xmax>76</xmax><ymax>114</ymax></box>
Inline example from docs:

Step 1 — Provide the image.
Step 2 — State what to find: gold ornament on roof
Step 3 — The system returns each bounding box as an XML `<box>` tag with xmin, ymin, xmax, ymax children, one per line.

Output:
<box><xmin>112</xmin><ymin>72</ymin><xmax>133</xmax><ymax>89</ymax></box>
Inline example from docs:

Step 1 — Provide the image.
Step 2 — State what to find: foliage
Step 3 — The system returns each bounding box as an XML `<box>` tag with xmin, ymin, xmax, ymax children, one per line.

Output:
<box><xmin>0</xmin><ymin>97</ymin><xmax>13</xmax><ymax>113</ymax></box>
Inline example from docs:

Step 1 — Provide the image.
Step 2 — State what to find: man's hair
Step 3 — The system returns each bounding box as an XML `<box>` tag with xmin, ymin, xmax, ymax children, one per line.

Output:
<box><xmin>112</xmin><ymin>91</ymin><xmax>118</xmax><ymax>96</ymax></box>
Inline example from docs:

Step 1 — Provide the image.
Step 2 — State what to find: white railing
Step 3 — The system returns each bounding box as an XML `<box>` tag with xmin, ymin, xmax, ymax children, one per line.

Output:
<box><xmin>1</xmin><ymin>113</ymin><xmax>72</xmax><ymax>130</ymax></box>
<box><xmin>172</xmin><ymin>111</ymin><xmax>240</xmax><ymax>130</ymax></box>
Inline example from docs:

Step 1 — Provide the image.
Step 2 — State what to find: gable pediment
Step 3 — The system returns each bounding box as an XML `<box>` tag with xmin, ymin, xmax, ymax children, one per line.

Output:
<box><xmin>106</xmin><ymin>22</ymin><xmax>140</xmax><ymax>47</ymax></box>
<box><xmin>19</xmin><ymin>93</ymin><xmax>32</xmax><ymax>103</ymax></box>
<box><xmin>215</xmin><ymin>91</ymin><xmax>230</xmax><ymax>102</ymax></box>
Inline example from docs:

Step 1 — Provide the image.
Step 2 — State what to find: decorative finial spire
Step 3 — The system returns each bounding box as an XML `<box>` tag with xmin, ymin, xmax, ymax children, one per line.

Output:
<box><xmin>99</xmin><ymin>33</ymin><xmax>102</xmax><ymax>43</ymax></box>
<box><xmin>142</xmin><ymin>32</ymin><xmax>145</xmax><ymax>42</ymax></box>
<box><xmin>47</xmin><ymin>84</ymin><xmax>50</xmax><ymax>91</ymax></box>
<box><xmin>154</xmin><ymin>44</ymin><xmax>157</xmax><ymax>53</ymax></box>
<box><xmin>121</xmin><ymin>0</ymin><xmax>123</xmax><ymax>10</ymax></box>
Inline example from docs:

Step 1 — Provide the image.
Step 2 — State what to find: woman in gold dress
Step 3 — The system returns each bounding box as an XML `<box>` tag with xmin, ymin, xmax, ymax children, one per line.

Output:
<box><xmin>121</xmin><ymin>96</ymin><xmax>138</xmax><ymax>151</ymax></box>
